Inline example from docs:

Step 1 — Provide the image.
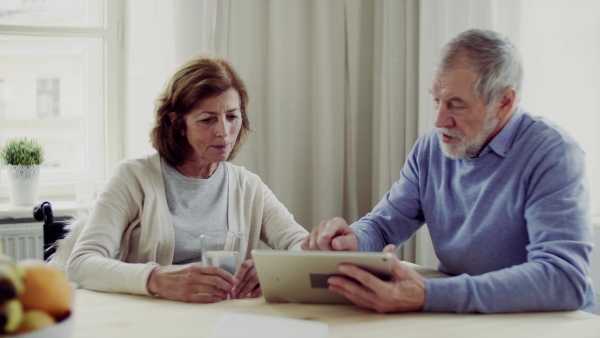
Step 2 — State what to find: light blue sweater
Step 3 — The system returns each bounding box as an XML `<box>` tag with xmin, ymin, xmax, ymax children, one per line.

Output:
<box><xmin>352</xmin><ymin>107</ymin><xmax>597</xmax><ymax>313</ymax></box>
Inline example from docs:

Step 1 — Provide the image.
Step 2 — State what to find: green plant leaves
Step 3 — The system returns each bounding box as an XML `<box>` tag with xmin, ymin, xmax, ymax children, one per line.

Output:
<box><xmin>0</xmin><ymin>138</ymin><xmax>45</xmax><ymax>166</ymax></box>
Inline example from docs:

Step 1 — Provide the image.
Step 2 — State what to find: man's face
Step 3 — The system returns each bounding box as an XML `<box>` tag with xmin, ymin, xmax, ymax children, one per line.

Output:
<box><xmin>430</xmin><ymin>67</ymin><xmax>500</xmax><ymax>159</ymax></box>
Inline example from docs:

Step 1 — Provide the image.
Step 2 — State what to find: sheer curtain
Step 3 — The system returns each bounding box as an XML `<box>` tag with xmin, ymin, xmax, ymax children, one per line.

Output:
<box><xmin>125</xmin><ymin>0</ymin><xmax>217</xmax><ymax>159</ymax></box>
<box><xmin>211</xmin><ymin>0</ymin><xmax>420</xmax><ymax>259</ymax></box>
<box><xmin>370</xmin><ymin>0</ymin><xmax>420</xmax><ymax>261</ymax></box>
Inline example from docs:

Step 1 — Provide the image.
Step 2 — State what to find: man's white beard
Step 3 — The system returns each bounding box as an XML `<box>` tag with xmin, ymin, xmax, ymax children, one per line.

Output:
<box><xmin>438</xmin><ymin>110</ymin><xmax>499</xmax><ymax>160</ymax></box>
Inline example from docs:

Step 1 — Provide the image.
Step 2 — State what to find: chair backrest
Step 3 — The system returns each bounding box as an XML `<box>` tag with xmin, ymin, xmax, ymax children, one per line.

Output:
<box><xmin>33</xmin><ymin>202</ymin><xmax>69</xmax><ymax>261</ymax></box>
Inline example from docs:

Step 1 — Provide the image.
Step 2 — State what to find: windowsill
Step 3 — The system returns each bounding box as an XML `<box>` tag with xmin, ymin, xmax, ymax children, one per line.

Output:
<box><xmin>2</xmin><ymin>200</ymin><xmax>599</xmax><ymax>229</ymax></box>
<box><xmin>0</xmin><ymin>200</ymin><xmax>89</xmax><ymax>222</ymax></box>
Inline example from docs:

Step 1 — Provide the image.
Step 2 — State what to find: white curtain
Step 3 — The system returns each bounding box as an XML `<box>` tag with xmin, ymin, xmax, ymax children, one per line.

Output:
<box><xmin>370</xmin><ymin>0</ymin><xmax>420</xmax><ymax>261</ymax></box>
<box><xmin>211</xmin><ymin>0</ymin><xmax>420</xmax><ymax>260</ymax></box>
<box><xmin>124</xmin><ymin>0</ymin><xmax>218</xmax><ymax>158</ymax></box>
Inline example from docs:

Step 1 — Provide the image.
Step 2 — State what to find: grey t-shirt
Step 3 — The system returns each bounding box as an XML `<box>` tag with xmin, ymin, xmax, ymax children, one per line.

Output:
<box><xmin>161</xmin><ymin>158</ymin><xmax>228</xmax><ymax>264</ymax></box>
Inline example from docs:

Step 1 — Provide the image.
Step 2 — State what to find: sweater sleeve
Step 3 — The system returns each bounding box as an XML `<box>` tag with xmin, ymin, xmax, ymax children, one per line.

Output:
<box><xmin>66</xmin><ymin>159</ymin><xmax>163</xmax><ymax>296</ymax></box>
<box><xmin>424</xmin><ymin>140</ymin><xmax>596</xmax><ymax>313</ymax></box>
<box><xmin>229</xmin><ymin>164</ymin><xmax>308</xmax><ymax>252</ymax></box>
<box><xmin>351</xmin><ymin>142</ymin><xmax>426</xmax><ymax>252</ymax></box>
<box><xmin>259</xmin><ymin>181</ymin><xmax>309</xmax><ymax>250</ymax></box>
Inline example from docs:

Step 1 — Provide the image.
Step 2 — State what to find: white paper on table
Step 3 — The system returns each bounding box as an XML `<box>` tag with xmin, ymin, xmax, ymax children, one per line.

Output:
<box><xmin>207</xmin><ymin>312</ymin><xmax>329</xmax><ymax>338</ymax></box>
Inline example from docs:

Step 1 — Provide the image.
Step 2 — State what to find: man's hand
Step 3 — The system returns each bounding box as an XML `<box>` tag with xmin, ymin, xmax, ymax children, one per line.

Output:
<box><xmin>300</xmin><ymin>217</ymin><xmax>359</xmax><ymax>251</ymax></box>
<box><xmin>147</xmin><ymin>263</ymin><xmax>239</xmax><ymax>303</ymax></box>
<box><xmin>327</xmin><ymin>245</ymin><xmax>426</xmax><ymax>313</ymax></box>
<box><xmin>232</xmin><ymin>259</ymin><xmax>262</xmax><ymax>299</ymax></box>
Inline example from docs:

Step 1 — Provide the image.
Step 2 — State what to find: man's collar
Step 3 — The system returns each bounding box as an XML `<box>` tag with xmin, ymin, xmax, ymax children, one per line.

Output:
<box><xmin>480</xmin><ymin>106</ymin><xmax>524</xmax><ymax>157</ymax></box>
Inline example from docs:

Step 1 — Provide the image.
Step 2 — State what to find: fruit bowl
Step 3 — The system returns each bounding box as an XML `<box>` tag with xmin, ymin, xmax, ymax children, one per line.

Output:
<box><xmin>5</xmin><ymin>312</ymin><xmax>72</xmax><ymax>338</ymax></box>
<box><xmin>0</xmin><ymin>257</ymin><xmax>74</xmax><ymax>337</ymax></box>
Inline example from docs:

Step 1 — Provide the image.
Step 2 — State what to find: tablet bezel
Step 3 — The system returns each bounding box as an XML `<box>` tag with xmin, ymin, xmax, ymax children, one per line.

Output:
<box><xmin>251</xmin><ymin>249</ymin><xmax>394</xmax><ymax>305</ymax></box>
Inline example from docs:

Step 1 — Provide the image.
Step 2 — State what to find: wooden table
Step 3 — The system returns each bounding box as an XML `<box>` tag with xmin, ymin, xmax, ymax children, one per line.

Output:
<box><xmin>70</xmin><ymin>288</ymin><xmax>600</xmax><ymax>338</ymax></box>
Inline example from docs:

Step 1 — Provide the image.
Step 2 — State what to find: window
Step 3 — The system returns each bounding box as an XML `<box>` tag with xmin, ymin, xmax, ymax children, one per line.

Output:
<box><xmin>37</xmin><ymin>78</ymin><xmax>60</xmax><ymax>118</ymax></box>
<box><xmin>0</xmin><ymin>0</ymin><xmax>123</xmax><ymax>200</ymax></box>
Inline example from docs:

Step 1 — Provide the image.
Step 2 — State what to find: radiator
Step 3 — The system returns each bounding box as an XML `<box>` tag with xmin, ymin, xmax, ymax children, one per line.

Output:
<box><xmin>0</xmin><ymin>223</ymin><xmax>44</xmax><ymax>261</ymax></box>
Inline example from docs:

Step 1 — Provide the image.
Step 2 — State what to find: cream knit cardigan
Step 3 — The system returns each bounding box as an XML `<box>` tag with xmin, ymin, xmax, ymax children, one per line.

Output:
<box><xmin>61</xmin><ymin>153</ymin><xmax>308</xmax><ymax>296</ymax></box>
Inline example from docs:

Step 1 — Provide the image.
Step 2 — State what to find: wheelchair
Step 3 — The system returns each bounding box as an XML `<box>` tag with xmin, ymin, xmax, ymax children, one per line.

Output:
<box><xmin>32</xmin><ymin>201</ymin><xmax>69</xmax><ymax>261</ymax></box>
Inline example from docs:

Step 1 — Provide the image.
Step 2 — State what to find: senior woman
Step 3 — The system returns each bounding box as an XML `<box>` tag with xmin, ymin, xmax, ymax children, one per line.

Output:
<box><xmin>55</xmin><ymin>54</ymin><xmax>308</xmax><ymax>303</ymax></box>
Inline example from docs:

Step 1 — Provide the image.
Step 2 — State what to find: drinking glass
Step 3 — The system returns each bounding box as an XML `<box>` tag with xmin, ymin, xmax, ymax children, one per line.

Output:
<box><xmin>200</xmin><ymin>231</ymin><xmax>243</xmax><ymax>275</ymax></box>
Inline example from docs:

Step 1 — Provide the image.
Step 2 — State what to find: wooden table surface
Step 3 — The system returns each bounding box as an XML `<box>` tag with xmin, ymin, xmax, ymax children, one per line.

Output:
<box><xmin>70</xmin><ymin>288</ymin><xmax>600</xmax><ymax>338</ymax></box>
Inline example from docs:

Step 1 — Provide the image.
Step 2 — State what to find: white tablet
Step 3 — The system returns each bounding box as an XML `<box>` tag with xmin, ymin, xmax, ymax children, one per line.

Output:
<box><xmin>251</xmin><ymin>249</ymin><xmax>394</xmax><ymax>305</ymax></box>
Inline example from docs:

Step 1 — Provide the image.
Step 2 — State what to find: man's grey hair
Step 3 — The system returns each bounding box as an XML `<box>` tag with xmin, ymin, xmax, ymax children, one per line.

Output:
<box><xmin>437</xmin><ymin>29</ymin><xmax>523</xmax><ymax>106</ymax></box>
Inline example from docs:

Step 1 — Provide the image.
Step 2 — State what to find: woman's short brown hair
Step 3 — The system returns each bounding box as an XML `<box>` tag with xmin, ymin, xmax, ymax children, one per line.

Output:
<box><xmin>150</xmin><ymin>54</ymin><xmax>250</xmax><ymax>165</ymax></box>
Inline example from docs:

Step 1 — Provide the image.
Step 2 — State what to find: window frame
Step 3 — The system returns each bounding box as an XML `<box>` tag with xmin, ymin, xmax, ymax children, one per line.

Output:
<box><xmin>0</xmin><ymin>0</ymin><xmax>124</xmax><ymax>202</ymax></box>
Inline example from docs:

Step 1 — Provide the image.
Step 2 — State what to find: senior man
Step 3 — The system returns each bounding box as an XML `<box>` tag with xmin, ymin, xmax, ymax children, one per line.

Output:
<box><xmin>302</xmin><ymin>29</ymin><xmax>596</xmax><ymax>314</ymax></box>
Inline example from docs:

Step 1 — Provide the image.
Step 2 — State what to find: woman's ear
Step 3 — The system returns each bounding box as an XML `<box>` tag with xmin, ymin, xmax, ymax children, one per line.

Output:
<box><xmin>168</xmin><ymin>112</ymin><xmax>185</xmax><ymax>136</ymax></box>
<box><xmin>168</xmin><ymin>112</ymin><xmax>177</xmax><ymax>124</ymax></box>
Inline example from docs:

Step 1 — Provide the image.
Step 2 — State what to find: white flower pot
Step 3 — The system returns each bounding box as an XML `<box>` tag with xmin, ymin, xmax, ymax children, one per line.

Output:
<box><xmin>7</xmin><ymin>165</ymin><xmax>40</xmax><ymax>206</ymax></box>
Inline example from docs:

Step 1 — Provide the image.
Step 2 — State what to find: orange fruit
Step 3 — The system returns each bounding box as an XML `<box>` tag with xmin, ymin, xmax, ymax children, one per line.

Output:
<box><xmin>17</xmin><ymin>259</ymin><xmax>73</xmax><ymax>320</ymax></box>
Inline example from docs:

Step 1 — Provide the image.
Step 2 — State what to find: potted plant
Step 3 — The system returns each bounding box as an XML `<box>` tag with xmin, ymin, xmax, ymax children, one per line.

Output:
<box><xmin>0</xmin><ymin>137</ymin><xmax>45</xmax><ymax>206</ymax></box>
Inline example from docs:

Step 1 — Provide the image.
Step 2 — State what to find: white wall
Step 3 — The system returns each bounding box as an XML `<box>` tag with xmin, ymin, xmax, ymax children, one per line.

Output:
<box><xmin>591</xmin><ymin>227</ymin><xmax>600</xmax><ymax>315</ymax></box>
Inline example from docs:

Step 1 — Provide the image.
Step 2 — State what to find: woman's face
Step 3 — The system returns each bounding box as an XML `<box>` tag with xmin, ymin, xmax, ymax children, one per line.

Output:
<box><xmin>181</xmin><ymin>88</ymin><xmax>242</xmax><ymax>166</ymax></box>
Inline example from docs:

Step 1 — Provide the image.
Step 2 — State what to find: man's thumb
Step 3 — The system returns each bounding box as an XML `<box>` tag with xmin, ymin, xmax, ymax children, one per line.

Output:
<box><xmin>383</xmin><ymin>244</ymin><xmax>396</xmax><ymax>254</ymax></box>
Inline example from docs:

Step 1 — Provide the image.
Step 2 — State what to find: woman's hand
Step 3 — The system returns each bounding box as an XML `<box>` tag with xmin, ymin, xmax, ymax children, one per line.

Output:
<box><xmin>232</xmin><ymin>259</ymin><xmax>262</xmax><ymax>299</ymax></box>
<box><xmin>147</xmin><ymin>263</ymin><xmax>239</xmax><ymax>303</ymax></box>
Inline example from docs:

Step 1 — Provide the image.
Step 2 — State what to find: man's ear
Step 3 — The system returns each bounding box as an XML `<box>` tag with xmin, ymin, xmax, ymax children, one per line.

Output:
<box><xmin>497</xmin><ymin>87</ymin><xmax>516</xmax><ymax>119</ymax></box>
<box><xmin>168</xmin><ymin>112</ymin><xmax>177</xmax><ymax>124</ymax></box>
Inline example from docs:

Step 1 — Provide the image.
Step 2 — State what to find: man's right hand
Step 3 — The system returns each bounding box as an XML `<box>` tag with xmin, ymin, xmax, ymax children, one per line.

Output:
<box><xmin>301</xmin><ymin>217</ymin><xmax>359</xmax><ymax>251</ymax></box>
<box><xmin>147</xmin><ymin>263</ymin><xmax>239</xmax><ymax>303</ymax></box>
